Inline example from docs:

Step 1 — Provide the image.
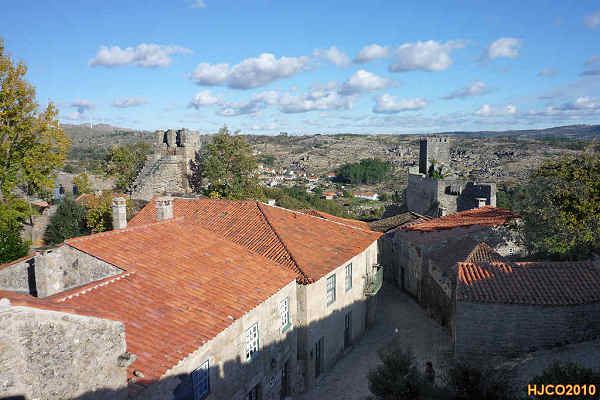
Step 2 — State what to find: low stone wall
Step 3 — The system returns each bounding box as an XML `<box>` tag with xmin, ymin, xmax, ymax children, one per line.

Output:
<box><xmin>455</xmin><ymin>301</ymin><xmax>600</xmax><ymax>360</ymax></box>
<box><xmin>0</xmin><ymin>257</ymin><xmax>34</xmax><ymax>293</ymax></box>
<box><xmin>0</xmin><ymin>301</ymin><xmax>128</xmax><ymax>400</ymax></box>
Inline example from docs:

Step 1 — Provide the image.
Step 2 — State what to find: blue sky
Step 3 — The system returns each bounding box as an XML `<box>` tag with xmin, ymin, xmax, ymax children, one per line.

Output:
<box><xmin>2</xmin><ymin>0</ymin><xmax>600</xmax><ymax>134</ymax></box>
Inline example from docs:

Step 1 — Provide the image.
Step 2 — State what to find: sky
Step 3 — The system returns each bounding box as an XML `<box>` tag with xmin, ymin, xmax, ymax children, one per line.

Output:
<box><xmin>2</xmin><ymin>0</ymin><xmax>600</xmax><ymax>135</ymax></box>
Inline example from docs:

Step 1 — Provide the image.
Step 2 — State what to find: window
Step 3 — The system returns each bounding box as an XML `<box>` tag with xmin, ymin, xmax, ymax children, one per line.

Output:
<box><xmin>345</xmin><ymin>263</ymin><xmax>352</xmax><ymax>292</ymax></box>
<box><xmin>245</xmin><ymin>323</ymin><xmax>259</xmax><ymax>361</ymax></box>
<box><xmin>280</xmin><ymin>297</ymin><xmax>291</xmax><ymax>332</ymax></box>
<box><xmin>191</xmin><ymin>360</ymin><xmax>209</xmax><ymax>399</ymax></box>
<box><xmin>326</xmin><ymin>274</ymin><xmax>336</xmax><ymax>306</ymax></box>
<box><xmin>247</xmin><ymin>385</ymin><xmax>259</xmax><ymax>400</ymax></box>
<box><xmin>509</xmin><ymin>247</ymin><xmax>514</xmax><ymax>255</ymax></box>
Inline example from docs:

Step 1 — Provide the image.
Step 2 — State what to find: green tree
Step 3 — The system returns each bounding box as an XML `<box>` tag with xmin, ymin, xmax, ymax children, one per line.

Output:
<box><xmin>427</xmin><ymin>160</ymin><xmax>445</xmax><ymax>180</ymax></box>
<box><xmin>0</xmin><ymin>199</ymin><xmax>30</xmax><ymax>263</ymax></box>
<box><xmin>335</xmin><ymin>158</ymin><xmax>391</xmax><ymax>185</ymax></box>
<box><xmin>528</xmin><ymin>361</ymin><xmax>600</xmax><ymax>400</ymax></box>
<box><xmin>367</xmin><ymin>347</ymin><xmax>424</xmax><ymax>400</ymax></box>
<box><xmin>73</xmin><ymin>171</ymin><xmax>91</xmax><ymax>194</ymax></box>
<box><xmin>444</xmin><ymin>360</ymin><xmax>512</xmax><ymax>400</ymax></box>
<box><xmin>83</xmin><ymin>192</ymin><xmax>113</xmax><ymax>233</ymax></box>
<box><xmin>514</xmin><ymin>150</ymin><xmax>600</xmax><ymax>260</ymax></box>
<box><xmin>105</xmin><ymin>142</ymin><xmax>151</xmax><ymax>192</ymax></box>
<box><xmin>0</xmin><ymin>39</ymin><xmax>71</xmax><ymax>199</ymax></box>
<box><xmin>189</xmin><ymin>126</ymin><xmax>259</xmax><ymax>199</ymax></box>
<box><xmin>44</xmin><ymin>196</ymin><xmax>87</xmax><ymax>245</ymax></box>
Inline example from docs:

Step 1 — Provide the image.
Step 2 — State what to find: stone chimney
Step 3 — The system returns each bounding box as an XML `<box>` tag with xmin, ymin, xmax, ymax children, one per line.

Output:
<box><xmin>112</xmin><ymin>197</ymin><xmax>127</xmax><ymax>230</ymax></box>
<box><xmin>156</xmin><ymin>197</ymin><xmax>174</xmax><ymax>221</ymax></box>
<box><xmin>475</xmin><ymin>197</ymin><xmax>487</xmax><ymax>208</ymax></box>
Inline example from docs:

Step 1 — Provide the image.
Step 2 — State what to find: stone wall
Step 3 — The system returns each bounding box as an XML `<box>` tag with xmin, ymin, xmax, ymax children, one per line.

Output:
<box><xmin>0</xmin><ymin>300</ymin><xmax>128</xmax><ymax>400</ymax></box>
<box><xmin>455</xmin><ymin>301</ymin><xmax>600</xmax><ymax>361</ymax></box>
<box><xmin>140</xmin><ymin>280</ymin><xmax>298</xmax><ymax>400</ymax></box>
<box><xmin>299</xmin><ymin>241</ymin><xmax>379</xmax><ymax>389</ymax></box>
<box><xmin>0</xmin><ymin>246</ymin><xmax>123</xmax><ymax>298</ymax></box>
<box><xmin>419</xmin><ymin>137</ymin><xmax>450</xmax><ymax>174</ymax></box>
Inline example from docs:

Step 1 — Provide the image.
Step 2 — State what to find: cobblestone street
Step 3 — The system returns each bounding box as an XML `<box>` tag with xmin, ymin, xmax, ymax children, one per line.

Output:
<box><xmin>296</xmin><ymin>281</ymin><xmax>453</xmax><ymax>400</ymax></box>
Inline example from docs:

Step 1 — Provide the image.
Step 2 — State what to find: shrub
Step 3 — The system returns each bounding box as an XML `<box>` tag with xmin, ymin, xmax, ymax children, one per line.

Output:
<box><xmin>44</xmin><ymin>197</ymin><xmax>88</xmax><ymax>245</ymax></box>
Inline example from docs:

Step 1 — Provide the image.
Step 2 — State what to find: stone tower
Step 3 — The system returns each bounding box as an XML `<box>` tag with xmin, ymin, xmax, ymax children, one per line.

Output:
<box><xmin>130</xmin><ymin>129</ymin><xmax>202</xmax><ymax>201</ymax></box>
<box><xmin>419</xmin><ymin>136</ymin><xmax>450</xmax><ymax>175</ymax></box>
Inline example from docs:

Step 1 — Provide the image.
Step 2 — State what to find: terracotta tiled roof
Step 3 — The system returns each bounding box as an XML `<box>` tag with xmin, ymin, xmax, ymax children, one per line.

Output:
<box><xmin>3</xmin><ymin>219</ymin><xmax>297</xmax><ymax>386</ymax></box>
<box><xmin>368</xmin><ymin>212</ymin><xmax>431</xmax><ymax>233</ymax></box>
<box><xmin>457</xmin><ymin>260</ymin><xmax>600</xmax><ymax>305</ymax></box>
<box><xmin>296</xmin><ymin>209</ymin><xmax>372</xmax><ymax>231</ymax></box>
<box><xmin>464</xmin><ymin>242</ymin><xmax>507</xmax><ymax>263</ymax></box>
<box><xmin>130</xmin><ymin>199</ymin><xmax>380</xmax><ymax>283</ymax></box>
<box><xmin>402</xmin><ymin>206</ymin><xmax>519</xmax><ymax>232</ymax></box>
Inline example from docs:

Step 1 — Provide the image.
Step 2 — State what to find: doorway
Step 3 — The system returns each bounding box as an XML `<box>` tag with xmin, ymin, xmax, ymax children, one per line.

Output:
<box><xmin>344</xmin><ymin>311</ymin><xmax>352</xmax><ymax>348</ymax></box>
<box><xmin>280</xmin><ymin>360</ymin><xmax>288</xmax><ymax>399</ymax></box>
<box><xmin>315</xmin><ymin>337</ymin><xmax>324</xmax><ymax>378</ymax></box>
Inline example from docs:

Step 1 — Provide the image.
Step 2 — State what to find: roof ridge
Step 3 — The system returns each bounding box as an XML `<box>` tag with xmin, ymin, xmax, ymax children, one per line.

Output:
<box><xmin>54</xmin><ymin>271</ymin><xmax>136</xmax><ymax>303</ymax></box>
<box><xmin>66</xmin><ymin>217</ymin><xmax>185</xmax><ymax>244</ymax></box>
<box><xmin>256</xmin><ymin>202</ymin><xmax>313</xmax><ymax>284</ymax></box>
<box><xmin>290</xmin><ymin>206</ymin><xmax>373</xmax><ymax>233</ymax></box>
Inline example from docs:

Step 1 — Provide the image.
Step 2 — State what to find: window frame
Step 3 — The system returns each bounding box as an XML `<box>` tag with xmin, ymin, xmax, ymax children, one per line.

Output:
<box><xmin>345</xmin><ymin>263</ymin><xmax>353</xmax><ymax>292</ymax></box>
<box><xmin>191</xmin><ymin>360</ymin><xmax>210</xmax><ymax>400</ymax></box>
<box><xmin>245</xmin><ymin>322</ymin><xmax>260</xmax><ymax>362</ymax></box>
<box><xmin>326</xmin><ymin>274</ymin><xmax>336</xmax><ymax>306</ymax></box>
<box><xmin>280</xmin><ymin>297</ymin><xmax>291</xmax><ymax>333</ymax></box>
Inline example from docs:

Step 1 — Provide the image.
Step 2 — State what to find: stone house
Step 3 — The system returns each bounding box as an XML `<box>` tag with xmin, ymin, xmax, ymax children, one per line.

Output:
<box><xmin>129</xmin><ymin>197</ymin><xmax>383</xmax><ymax>391</ymax></box>
<box><xmin>1</xmin><ymin>208</ymin><xmax>299</xmax><ymax>400</ymax></box>
<box><xmin>383</xmin><ymin>206</ymin><xmax>521</xmax><ymax>327</ymax></box>
<box><xmin>455</xmin><ymin>251</ymin><xmax>600</xmax><ymax>362</ymax></box>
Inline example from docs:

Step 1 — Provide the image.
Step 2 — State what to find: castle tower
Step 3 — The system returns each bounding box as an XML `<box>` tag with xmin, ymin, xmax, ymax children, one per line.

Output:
<box><xmin>419</xmin><ymin>136</ymin><xmax>450</xmax><ymax>175</ymax></box>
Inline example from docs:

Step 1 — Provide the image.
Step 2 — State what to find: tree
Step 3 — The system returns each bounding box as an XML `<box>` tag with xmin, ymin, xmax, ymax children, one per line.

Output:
<box><xmin>73</xmin><ymin>171</ymin><xmax>91</xmax><ymax>194</ymax></box>
<box><xmin>367</xmin><ymin>347</ymin><xmax>424</xmax><ymax>400</ymax></box>
<box><xmin>335</xmin><ymin>158</ymin><xmax>391</xmax><ymax>185</ymax></box>
<box><xmin>189</xmin><ymin>126</ymin><xmax>259</xmax><ymax>199</ymax></box>
<box><xmin>83</xmin><ymin>192</ymin><xmax>113</xmax><ymax>233</ymax></box>
<box><xmin>427</xmin><ymin>160</ymin><xmax>445</xmax><ymax>180</ymax></box>
<box><xmin>528</xmin><ymin>361</ymin><xmax>600</xmax><ymax>400</ymax></box>
<box><xmin>514</xmin><ymin>150</ymin><xmax>600</xmax><ymax>260</ymax></box>
<box><xmin>0</xmin><ymin>39</ymin><xmax>71</xmax><ymax>199</ymax></box>
<box><xmin>0</xmin><ymin>199</ymin><xmax>30</xmax><ymax>263</ymax></box>
<box><xmin>444</xmin><ymin>360</ymin><xmax>512</xmax><ymax>400</ymax></box>
<box><xmin>104</xmin><ymin>142</ymin><xmax>151</xmax><ymax>192</ymax></box>
<box><xmin>44</xmin><ymin>196</ymin><xmax>87</xmax><ymax>245</ymax></box>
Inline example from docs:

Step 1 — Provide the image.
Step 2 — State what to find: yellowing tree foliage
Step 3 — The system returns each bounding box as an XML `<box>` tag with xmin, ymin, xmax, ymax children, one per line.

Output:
<box><xmin>0</xmin><ymin>39</ymin><xmax>71</xmax><ymax>199</ymax></box>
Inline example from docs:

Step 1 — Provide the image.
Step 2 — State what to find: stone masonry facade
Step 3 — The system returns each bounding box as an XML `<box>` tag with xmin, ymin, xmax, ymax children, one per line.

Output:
<box><xmin>130</xmin><ymin>129</ymin><xmax>202</xmax><ymax>201</ymax></box>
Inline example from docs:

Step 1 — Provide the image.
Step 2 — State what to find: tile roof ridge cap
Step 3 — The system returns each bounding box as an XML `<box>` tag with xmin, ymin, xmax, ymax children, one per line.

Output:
<box><xmin>292</xmin><ymin>206</ymin><xmax>376</xmax><ymax>233</ymax></box>
<box><xmin>255</xmin><ymin>202</ymin><xmax>313</xmax><ymax>283</ymax></box>
<box><xmin>0</xmin><ymin>253</ymin><xmax>36</xmax><ymax>271</ymax></box>
<box><xmin>66</xmin><ymin>217</ymin><xmax>185</xmax><ymax>244</ymax></box>
<box><xmin>52</xmin><ymin>271</ymin><xmax>136</xmax><ymax>303</ymax></box>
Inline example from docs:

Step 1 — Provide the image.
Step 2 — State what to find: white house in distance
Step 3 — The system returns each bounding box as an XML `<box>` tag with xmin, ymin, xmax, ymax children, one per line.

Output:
<box><xmin>354</xmin><ymin>192</ymin><xmax>379</xmax><ymax>201</ymax></box>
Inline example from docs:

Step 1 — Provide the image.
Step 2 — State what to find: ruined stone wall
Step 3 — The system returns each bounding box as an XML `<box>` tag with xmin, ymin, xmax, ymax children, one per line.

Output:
<box><xmin>454</xmin><ymin>301</ymin><xmax>600</xmax><ymax>361</ymax></box>
<box><xmin>0</xmin><ymin>257</ymin><xmax>34</xmax><ymax>294</ymax></box>
<box><xmin>34</xmin><ymin>246</ymin><xmax>123</xmax><ymax>298</ymax></box>
<box><xmin>405</xmin><ymin>173</ymin><xmax>439</xmax><ymax>215</ymax></box>
<box><xmin>0</xmin><ymin>301</ymin><xmax>128</xmax><ymax>400</ymax></box>
<box><xmin>140</xmin><ymin>280</ymin><xmax>298</xmax><ymax>400</ymax></box>
<box><xmin>419</xmin><ymin>137</ymin><xmax>450</xmax><ymax>174</ymax></box>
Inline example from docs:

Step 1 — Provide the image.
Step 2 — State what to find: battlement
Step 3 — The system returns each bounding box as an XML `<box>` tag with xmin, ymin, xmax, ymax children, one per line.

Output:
<box><xmin>154</xmin><ymin>128</ymin><xmax>202</xmax><ymax>149</ymax></box>
<box><xmin>419</xmin><ymin>135</ymin><xmax>450</xmax><ymax>174</ymax></box>
<box><xmin>420</xmin><ymin>136</ymin><xmax>449</xmax><ymax>144</ymax></box>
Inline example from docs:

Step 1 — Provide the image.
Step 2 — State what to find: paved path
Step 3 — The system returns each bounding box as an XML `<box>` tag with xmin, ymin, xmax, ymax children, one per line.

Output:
<box><xmin>296</xmin><ymin>282</ymin><xmax>452</xmax><ymax>400</ymax></box>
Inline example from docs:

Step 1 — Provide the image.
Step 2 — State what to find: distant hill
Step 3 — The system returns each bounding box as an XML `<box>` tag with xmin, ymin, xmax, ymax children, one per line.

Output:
<box><xmin>439</xmin><ymin>124</ymin><xmax>600</xmax><ymax>139</ymax></box>
<box><xmin>62</xmin><ymin>123</ymin><xmax>155</xmax><ymax>149</ymax></box>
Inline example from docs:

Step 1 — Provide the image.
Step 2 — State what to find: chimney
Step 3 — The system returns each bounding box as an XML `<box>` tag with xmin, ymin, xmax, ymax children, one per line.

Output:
<box><xmin>112</xmin><ymin>197</ymin><xmax>127</xmax><ymax>229</ymax></box>
<box><xmin>156</xmin><ymin>197</ymin><xmax>174</xmax><ymax>221</ymax></box>
<box><xmin>475</xmin><ymin>197</ymin><xmax>487</xmax><ymax>208</ymax></box>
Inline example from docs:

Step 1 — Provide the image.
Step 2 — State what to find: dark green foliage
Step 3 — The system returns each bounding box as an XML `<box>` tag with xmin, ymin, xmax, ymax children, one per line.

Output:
<box><xmin>496</xmin><ymin>185</ymin><xmax>527</xmax><ymax>211</ymax></box>
<box><xmin>262</xmin><ymin>185</ymin><xmax>347</xmax><ymax>217</ymax></box>
<box><xmin>368</xmin><ymin>347</ymin><xmax>423</xmax><ymax>400</ymax></box>
<box><xmin>528</xmin><ymin>361</ymin><xmax>600</xmax><ymax>400</ymax></box>
<box><xmin>44</xmin><ymin>197</ymin><xmax>88</xmax><ymax>245</ymax></box>
<box><xmin>104</xmin><ymin>142</ymin><xmax>151</xmax><ymax>192</ymax></box>
<box><xmin>256</xmin><ymin>154</ymin><xmax>276</xmax><ymax>167</ymax></box>
<box><xmin>427</xmin><ymin>160</ymin><xmax>445</xmax><ymax>180</ymax></box>
<box><xmin>0</xmin><ymin>219</ymin><xmax>29</xmax><ymax>263</ymax></box>
<box><xmin>514</xmin><ymin>151</ymin><xmax>600</xmax><ymax>260</ymax></box>
<box><xmin>335</xmin><ymin>158</ymin><xmax>391</xmax><ymax>184</ymax></box>
<box><xmin>444</xmin><ymin>360</ymin><xmax>513</xmax><ymax>400</ymax></box>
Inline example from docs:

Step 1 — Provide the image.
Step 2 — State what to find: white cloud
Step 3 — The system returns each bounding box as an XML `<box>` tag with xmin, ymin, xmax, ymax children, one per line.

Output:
<box><xmin>279</xmin><ymin>85</ymin><xmax>355</xmax><ymax>113</ymax></box>
<box><xmin>538</xmin><ymin>68</ymin><xmax>558</xmax><ymax>77</ymax></box>
<box><xmin>112</xmin><ymin>97</ymin><xmax>149</xmax><ymax>108</ymax></box>
<box><xmin>354</xmin><ymin>44</ymin><xmax>390</xmax><ymax>64</ymax></box>
<box><xmin>338</xmin><ymin>70</ymin><xmax>395</xmax><ymax>95</ymax></box>
<box><xmin>187</xmin><ymin>0</ymin><xmax>206</xmax><ymax>8</ymax></box>
<box><xmin>71</xmin><ymin>99</ymin><xmax>95</xmax><ymax>113</ymax></box>
<box><xmin>484</xmin><ymin>38</ymin><xmax>522</xmax><ymax>60</ymax></box>
<box><xmin>584</xmin><ymin>10</ymin><xmax>600</xmax><ymax>29</ymax></box>
<box><xmin>442</xmin><ymin>81</ymin><xmax>490</xmax><ymax>100</ymax></box>
<box><xmin>582</xmin><ymin>55</ymin><xmax>600</xmax><ymax>76</ymax></box>
<box><xmin>217</xmin><ymin>91</ymin><xmax>279</xmax><ymax>116</ymax></box>
<box><xmin>556</xmin><ymin>96</ymin><xmax>599</xmax><ymax>111</ymax></box>
<box><xmin>189</xmin><ymin>53</ymin><xmax>311</xmax><ymax>89</ymax></box>
<box><xmin>474</xmin><ymin>104</ymin><xmax>517</xmax><ymax>116</ymax></box>
<box><xmin>314</xmin><ymin>46</ymin><xmax>350</xmax><ymax>67</ymax></box>
<box><xmin>389</xmin><ymin>40</ymin><xmax>466</xmax><ymax>72</ymax></box>
<box><xmin>373</xmin><ymin>94</ymin><xmax>427</xmax><ymax>113</ymax></box>
<box><xmin>189</xmin><ymin>91</ymin><xmax>220</xmax><ymax>109</ymax></box>
<box><xmin>89</xmin><ymin>44</ymin><xmax>192</xmax><ymax>68</ymax></box>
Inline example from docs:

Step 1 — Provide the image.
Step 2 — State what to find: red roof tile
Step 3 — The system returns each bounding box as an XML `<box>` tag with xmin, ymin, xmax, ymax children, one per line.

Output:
<box><xmin>296</xmin><ymin>209</ymin><xmax>372</xmax><ymax>231</ymax></box>
<box><xmin>402</xmin><ymin>206</ymin><xmax>519</xmax><ymax>232</ymax></box>
<box><xmin>4</xmin><ymin>219</ymin><xmax>297</xmax><ymax>385</ymax></box>
<box><xmin>130</xmin><ymin>199</ymin><xmax>380</xmax><ymax>283</ymax></box>
<box><xmin>464</xmin><ymin>242</ymin><xmax>507</xmax><ymax>263</ymax></box>
<box><xmin>457</xmin><ymin>260</ymin><xmax>600</xmax><ymax>305</ymax></box>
